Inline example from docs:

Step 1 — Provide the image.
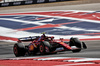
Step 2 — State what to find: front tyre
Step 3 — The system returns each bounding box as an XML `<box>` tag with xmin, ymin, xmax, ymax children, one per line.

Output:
<box><xmin>39</xmin><ymin>41</ymin><xmax>51</xmax><ymax>54</ymax></box>
<box><xmin>13</xmin><ymin>43</ymin><xmax>26</xmax><ymax>57</ymax></box>
<box><xmin>39</xmin><ymin>43</ymin><xmax>45</xmax><ymax>54</ymax></box>
<box><xmin>70</xmin><ymin>37</ymin><xmax>82</xmax><ymax>53</ymax></box>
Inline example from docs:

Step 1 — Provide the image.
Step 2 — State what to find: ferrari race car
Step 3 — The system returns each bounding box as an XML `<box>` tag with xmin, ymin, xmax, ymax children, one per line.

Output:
<box><xmin>13</xmin><ymin>33</ymin><xmax>87</xmax><ymax>57</ymax></box>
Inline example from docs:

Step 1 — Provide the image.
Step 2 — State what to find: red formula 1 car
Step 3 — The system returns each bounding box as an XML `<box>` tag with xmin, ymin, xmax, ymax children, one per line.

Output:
<box><xmin>13</xmin><ymin>33</ymin><xmax>87</xmax><ymax>57</ymax></box>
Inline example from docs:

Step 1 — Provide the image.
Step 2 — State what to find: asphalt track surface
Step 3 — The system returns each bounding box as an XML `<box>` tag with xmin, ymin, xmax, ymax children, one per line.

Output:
<box><xmin>0</xmin><ymin>40</ymin><xmax>100</xmax><ymax>59</ymax></box>
<box><xmin>0</xmin><ymin>0</ymin><xmax>100</xmax><ymax>59</ymax></box>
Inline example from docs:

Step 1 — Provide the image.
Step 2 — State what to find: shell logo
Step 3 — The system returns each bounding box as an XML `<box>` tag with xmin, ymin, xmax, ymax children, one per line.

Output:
<box><xmin>29</xmin><ymin>44</ymin><xmax>34</xmax><ymax>51</ymax></box>
<box><xmin>60</xmin><ymin>42</ymin><xmax>65</xmax><ymax>45</ymax></box>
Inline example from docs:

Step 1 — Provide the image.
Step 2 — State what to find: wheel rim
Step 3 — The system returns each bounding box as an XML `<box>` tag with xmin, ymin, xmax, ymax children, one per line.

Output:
<box><xmin>45</xmin><ymin>46</ymin><xmax>49</xmax><ymax>53</ymax></box>
<box><xmin>14</xmin><ymin>46</ymin><xmax>18</xmax><ymax>55</ymax></box>
<box><xmin>40</xmin><ymin>45</ymin><xmax>44</xmax><ymax>53</ymax></box>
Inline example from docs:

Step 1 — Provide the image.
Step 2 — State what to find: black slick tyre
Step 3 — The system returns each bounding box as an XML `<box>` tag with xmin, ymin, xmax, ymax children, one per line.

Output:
<box><xmin>13</xmin><ymin>43</ymin><xmax>26</xmax><ymax>57</ymax></box>
<box><xmin>39</xmin><ymin>41</ymin><xmax>51</xmax><ymax>54</ymax></box>
<box><xmin>70</xmin><ymin>37</ymin><xmax>82</xmax><ymax>53</ymax></box>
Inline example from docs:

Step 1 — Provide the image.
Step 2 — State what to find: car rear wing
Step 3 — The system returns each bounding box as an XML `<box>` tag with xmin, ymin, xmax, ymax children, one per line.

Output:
<box><xmin>18</xmin><ymin>36</ymin><xmax>40</xmax><ymax>42</ymax></box>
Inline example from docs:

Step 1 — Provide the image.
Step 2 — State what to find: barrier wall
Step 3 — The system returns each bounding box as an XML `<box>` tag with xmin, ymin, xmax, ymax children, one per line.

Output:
<box><xmin>0</xmin><ymin>0</ymin><xmax>68</xmax><ymax>7</ymax></box>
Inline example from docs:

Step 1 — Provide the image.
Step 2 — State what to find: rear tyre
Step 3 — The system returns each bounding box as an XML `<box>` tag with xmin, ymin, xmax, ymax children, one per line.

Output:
<box><xmin>13</xmin><ymin>43</ymin><xmax>26</xmax><ymax>57</ymax></box>
<box><xmin>70</xmin><ymin>37</ymin><xmax>82</xmax><ymax>53</ymax></box>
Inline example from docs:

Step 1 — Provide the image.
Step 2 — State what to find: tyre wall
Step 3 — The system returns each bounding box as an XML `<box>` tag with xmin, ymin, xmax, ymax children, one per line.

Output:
<box><xmin>0</xmin><ymin>0</ymin><xmax>69</xmax><ymax>7</ymax></box>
